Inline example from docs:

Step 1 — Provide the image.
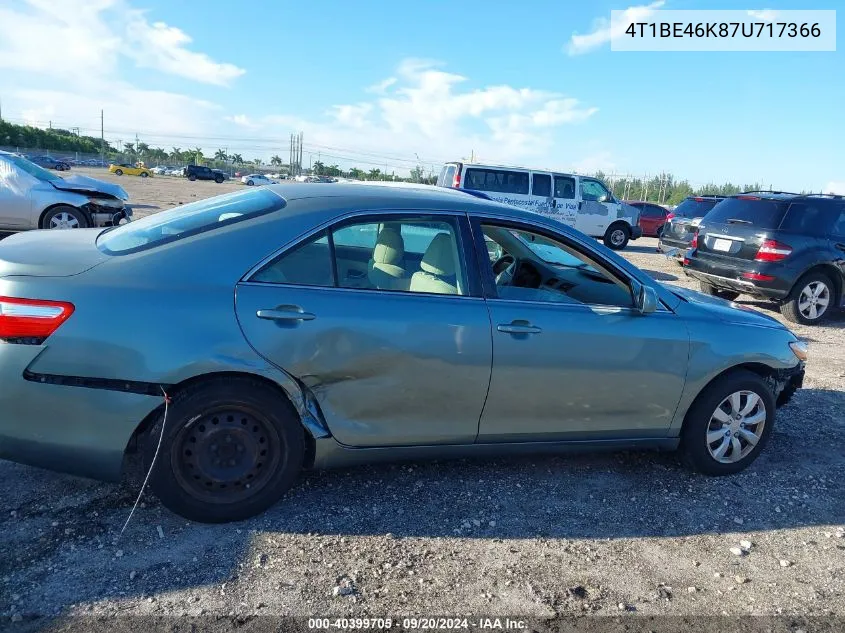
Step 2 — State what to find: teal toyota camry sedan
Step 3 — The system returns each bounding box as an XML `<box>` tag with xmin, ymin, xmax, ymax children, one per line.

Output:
<box><xmin>0</xmin><ymin>184</ymin><xmax>806</xmax><ymax>522</ymax></box>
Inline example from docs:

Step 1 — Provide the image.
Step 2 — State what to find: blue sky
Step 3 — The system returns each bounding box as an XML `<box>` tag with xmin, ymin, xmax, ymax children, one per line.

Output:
<box><xmin>0</xmin><ymin>0</ymin><xmax>842</xmax><ymax>191</ymax></box>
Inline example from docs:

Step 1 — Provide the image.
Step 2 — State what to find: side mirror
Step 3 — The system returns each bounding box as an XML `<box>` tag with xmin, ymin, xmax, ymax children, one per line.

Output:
<box><xmin>631</xmin><ymin>280</ymin><xmax>658</xmax><ymax>315</ymax></box>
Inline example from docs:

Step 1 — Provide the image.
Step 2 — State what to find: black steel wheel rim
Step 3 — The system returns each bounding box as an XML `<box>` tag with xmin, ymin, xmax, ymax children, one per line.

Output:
<box><xmin>171</xmin><ymin>406</ymin><xmax>282</xmax><ymax>504</ymax></box>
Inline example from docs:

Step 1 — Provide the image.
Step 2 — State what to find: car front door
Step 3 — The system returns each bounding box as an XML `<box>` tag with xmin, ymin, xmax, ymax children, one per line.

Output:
<box><xmin>235</xmin><ymin>211</ymin><xmax>492</xmax><ymax>447</ymax></box>
<box><xmin>576</xmin><ymin>178</ymin><xmax>614</xmax><ymax>237</ymax></box>
<box><xmin>471</xmin><ymin>217</ymin><xmax>690</xmax><ymax>441</ymax></box>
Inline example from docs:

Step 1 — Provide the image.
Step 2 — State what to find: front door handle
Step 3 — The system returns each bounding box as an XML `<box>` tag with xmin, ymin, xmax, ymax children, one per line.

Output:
<box><xmin>497</xmin><ymin>321</ymin><xmax>542</xmax><ymax>335</ymax></box>
<box><xmin>256</xmin><ymin>307</ymin><xmax>316</xmax><ymax>322</ymax></box>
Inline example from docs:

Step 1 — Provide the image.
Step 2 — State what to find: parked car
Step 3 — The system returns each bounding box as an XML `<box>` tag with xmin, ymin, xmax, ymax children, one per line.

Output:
<box><xmin>241</xmin><ymin>173</ymin><xmax>276</xmax><ymax>186</ymax></box>
<box><xmin>627</xmin><ymin>200</ymin><xmax>670</xmax><ymax>237</ymax></box>
<box><xmin>109</xmin><ymin>163</ymin><xmax>152</xmax><ymax>178</ymax></box>
<box><xmin>0</xmin><ymin>150</ymin><xmax>130</xmax><ymax>231</ymax></box>
<box><xmin>436</xmin><ymin>161</ymin><xmax>642</xmax><ymax>250</ymax></box>
<box><xmin>150</xmin><ymin>166</ymin><xmax>168</xmax><ymax>175</ymax></box>
<box><xmin>684</xmin><ymin>191</ymin><xmax>845</xmax><ymax>324</ymax></box>
<box><xmin>29</xmin><ymin>155</ymin><xmax>71</xmax><ymax>171</ymax></box>
<box><xmin>0</xmin><ymin>184</ymin><xmax>806</xmax><ymax>522</ymax></box>
<box><xmin>183</xmin><ymin>164</ymin><xmax>227</xmax><ymax>183</ymax></box>
<box><xmin>659</xmin><ymin>196</ymin><xmax>727</xmax><ymax>259</ymax></box>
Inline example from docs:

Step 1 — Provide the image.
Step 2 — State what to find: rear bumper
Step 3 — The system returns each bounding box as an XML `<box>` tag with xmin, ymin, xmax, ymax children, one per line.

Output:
<box><xmin>658</xmin><ymin>237</ymin><xmax>689</xmax><ymax>258</ymax></box>
<box><xmin>0</xmin><ymin>344</ymin><xmax>159</xmax><ymax>481</ymax></box>
<box><xmin>684</xmin><ymin>256</ymin><xmax>792</xmax><ymax>300</ymax></box>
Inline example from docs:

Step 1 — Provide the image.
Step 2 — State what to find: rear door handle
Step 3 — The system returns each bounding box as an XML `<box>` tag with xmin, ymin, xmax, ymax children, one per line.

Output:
<box><xmin>256</xmin><ymin>307</ymin><xmax>316</xmax><ymax>322</ymax></box>
<box><xmin>497</xmin><ymin>321</ymin><xmax>542</xmax><ymax>335</ymax></box>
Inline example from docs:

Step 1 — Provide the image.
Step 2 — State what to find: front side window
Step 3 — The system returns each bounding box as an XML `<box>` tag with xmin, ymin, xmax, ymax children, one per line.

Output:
<box><xmin>252</xmin><ymin>216</ymin><xmax>468</xmax><ymax>296</ymax></box>
<box><xmin>480</xmin><ymin>223</ymin><xmax>633</xmax><ymax>308</ymax></box>
<box><xmin>580</xmin><ymin>179</ymin><xmax>611</xmax><ymax>202</ymax></box>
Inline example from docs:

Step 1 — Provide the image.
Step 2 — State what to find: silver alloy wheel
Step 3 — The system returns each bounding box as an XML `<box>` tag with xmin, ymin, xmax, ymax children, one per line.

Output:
<box><xmin>610</xmin><ymin>228</ymin><xmax>626</xmax><ymax>246</ymax></box>
<box><xmin>49</xmin><ymin>212</ymin><xmax>80</xmax><ymax>229</ymax></box>
<box><xmin>798</xmin><ymin>281</ymin><xmax>830</xmax><ymax>320</ymax></box>
<box><xmin>706</xmin><ymin>390</ymin><xmax>767</xmax><ymax>464</ymax></box>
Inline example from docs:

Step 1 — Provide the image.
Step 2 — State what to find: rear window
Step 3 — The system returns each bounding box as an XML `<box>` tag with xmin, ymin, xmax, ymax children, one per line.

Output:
<box><xmin>703</xmin><ymin>198</ymin><xmax>789</xmax><ymax>229</ymax></box>
<box><xmin>437</xmin><ymin>164</ymin><xmax>458</xmax><ymax>187</ymax></box>
<box><xmin>97</xmin><ymin>188</ymin><xmax>284</xmax><ymax>255</ymax></box>
<box><xmin>464</xmin><ymin>168</ymin><xmax>529</xmax><ymax>195</ymax></box>
<box><xmin>673</xmin><ymin>198</ymin><xmax>719</xmax><ymax>218</ymax></box>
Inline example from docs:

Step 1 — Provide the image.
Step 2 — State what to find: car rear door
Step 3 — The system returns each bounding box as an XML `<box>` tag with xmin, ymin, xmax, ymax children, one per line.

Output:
<box><xmin>471</xmin><ymin>217</ymin><xmax>689</xmax><ymax>441</ymax></box>
<box><xmin>235</xmin><ymin>211</ymin><xmax>493</xmax><ymax>447</ymax></box>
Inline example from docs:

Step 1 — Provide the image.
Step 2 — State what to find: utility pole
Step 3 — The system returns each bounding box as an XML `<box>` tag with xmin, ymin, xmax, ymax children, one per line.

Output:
<box><xmin>100</xmin><ymin>110</ymin><xmax>105</xmax><ymax>166</ymax></box>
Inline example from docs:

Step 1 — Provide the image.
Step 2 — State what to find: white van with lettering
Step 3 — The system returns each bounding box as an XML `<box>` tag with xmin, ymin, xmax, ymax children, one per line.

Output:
<box><xmin>436</xmin><ymin>162</ymin><xmax>642</xmax><ymax>250</ymax></box>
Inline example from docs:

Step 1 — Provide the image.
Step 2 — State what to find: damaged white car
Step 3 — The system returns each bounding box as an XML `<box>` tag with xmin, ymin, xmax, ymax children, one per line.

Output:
<box><xmin>0</xmin><ymin>150</ymin><xmax>131</xmax><ymax>232</ymax></box>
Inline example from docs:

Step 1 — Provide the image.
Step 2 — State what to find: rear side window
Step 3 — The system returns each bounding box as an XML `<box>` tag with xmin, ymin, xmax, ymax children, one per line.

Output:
<box><xmin>833</xmin><ymin>206</ymin><xmax>845</xmax><ymax>237</ymax></box>
<box><xmin>640</xmin><ymin>205</ymin><xmax>664</xmax><ymax>218</ymax></box>
<box><xmin>97</xmin><ymin>188</ymin><xmax>284</xmax><ymax>255</ymax></box>
<box><xmin>464</xmin><ymin>168</ymin><xmax>529</xmax><ymax>195</ymax></box>
<box><xmin>673</xmin><ymin>198</ymin><xmax>719</xmax><ymax>218</ymax></box>
<box><xmin>554</xmin><ymin>176</ymin><xmax>576</xmax><ymax>199</ymax></box>
<box><xmin>703</xmin><ymin>198</ymin><xmax>789</xmax><ymax>229</ymax></box>
<box><xmin>779</xmin><ymin>202</ymin><xmax>837</xmax><ymax>237</ymax></box>
<box><xmin>532</xmin><ymin>174</ymin><xmax>551</xmax><ymax>197</ymax></box>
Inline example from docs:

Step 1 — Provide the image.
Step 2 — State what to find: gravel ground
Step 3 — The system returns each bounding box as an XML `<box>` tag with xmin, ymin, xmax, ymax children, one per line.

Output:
<box><xmin>1</xmin><ymin>173</ymin><xmax>844</xmax><ymax>627</ymax></box>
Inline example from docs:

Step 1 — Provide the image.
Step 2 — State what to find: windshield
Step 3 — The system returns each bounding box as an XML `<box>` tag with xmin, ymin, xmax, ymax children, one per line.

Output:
<box><xmin>4</xmin><ymin>154</ymin><xmax>61</xmax><ymax>182</ymax></box>
<box><xmin>96</xmin><ymin>188</ymin><xmax>285</xmax><ymax>255</ymax></box>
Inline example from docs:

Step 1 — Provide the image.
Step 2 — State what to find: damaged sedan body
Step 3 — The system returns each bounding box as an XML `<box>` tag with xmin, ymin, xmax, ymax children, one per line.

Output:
<box><xmin>0</xmin><ymin>150</ymin><xmax>131</xmax><ymax>231</ymax></box>
<box><xmin>0</xmin><ymin>184</ymin><xmax>806</xmax><ymax>523</ymax></box>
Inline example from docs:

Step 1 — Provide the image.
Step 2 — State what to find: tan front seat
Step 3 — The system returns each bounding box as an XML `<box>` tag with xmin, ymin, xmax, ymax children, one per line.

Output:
<box><xmin>409</xmin><ymin>233</ymin><xmax>459</xmax><ymax>295</ymax></box>
<box><xmin>368</xmin><ymin>227</ymin><xmax>409</xmax><ymax>290</ymax></box>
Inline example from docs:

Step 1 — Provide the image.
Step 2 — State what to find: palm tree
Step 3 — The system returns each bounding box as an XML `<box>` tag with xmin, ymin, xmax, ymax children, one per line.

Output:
<box><xmin>214</xmin><ymin>149</ymin><xmax>228</xmax><ymax>162</ymax></box>
<box><xmin>270</xmin><ymin>155</ymin><xmax>282</xmax><ymax>167</ymax></box>
<box><xmin>170</xmin><ymin>147</ymin><xmax>182</xmax><ymax>162</ymax></box>
<box><xmin>193</xmin><ymin>147</ymin><xmax>204</xmax><ymax>164</ymax></box>
<box><xmin>368</xmin><ymin>168</ymin><xmax>381</xmax><ymax>180</ymax></box>
<box><xmin>123</xmin><ymin>142</ymin><xmax>135</xmax><ymax>155</ymax></box>
<box><xmin>313</xmin><ymin>160</ymin><xmax>325</xmax><ymax>175</ymax></box>
<box><xmin>253</xmin><ymin>157</ymin><xmax>262</xmax><ymax>167</ymax></box>
<box><xmin>230</xmin><ymin>153</ymin><xmax>244</xmax><ymax>165</ymax></box>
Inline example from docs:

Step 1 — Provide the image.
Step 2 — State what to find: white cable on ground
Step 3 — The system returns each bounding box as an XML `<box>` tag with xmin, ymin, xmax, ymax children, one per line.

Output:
<box><xmin>118</xmin><ymin>387</ymin><xmax>170</xmax><ymax>538</ymax></box>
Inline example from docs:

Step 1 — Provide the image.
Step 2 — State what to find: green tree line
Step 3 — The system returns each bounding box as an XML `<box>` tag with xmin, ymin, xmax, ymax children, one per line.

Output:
<box><xmin>596</xmin><ymin>171</ymin><xmax>772</xmax><ymax>206</ymax></box>
<box><xmin>0</xmin><ymin>120</ymin><xmax>115</xmax><ymax>154</ymax></box>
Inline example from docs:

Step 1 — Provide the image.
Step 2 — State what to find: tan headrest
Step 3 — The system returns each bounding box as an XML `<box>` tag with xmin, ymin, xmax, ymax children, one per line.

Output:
<box><xmin>420</xmin><ymin>233</ymin><xmax>455</xmax><ymax>277</ymax></box>
<box><xmin>372</xmin><ymin>227</ymin><xmax>404</xmax><ymax>266</ymax></box>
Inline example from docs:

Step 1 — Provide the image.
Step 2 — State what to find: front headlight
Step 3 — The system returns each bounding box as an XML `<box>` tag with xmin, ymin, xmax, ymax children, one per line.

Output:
<box><xmin>87</xmin><ymin>197</ymin><xmax>123</xmax><ymax>209</ymax></box>
<box><xmin>789</xmin><ymin>340</ymin><xmax>809</xmax><ymax>361</ymax></box>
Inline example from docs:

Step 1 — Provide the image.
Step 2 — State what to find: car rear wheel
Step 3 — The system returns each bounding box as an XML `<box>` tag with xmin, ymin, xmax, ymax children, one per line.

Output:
<box><xmin>699</xmin><ymin>281</ymin><xmax>740</xmax><ymax>301</ymax></box>
<box><xmin>43</xmin><ymin>205</ymin><xmax>89</xmax><ymax>230</ymax></box>
<box><xmin>247</xmin><ymin>180</ymin><xmax>254</xmax><ymax>186</ymax></box>
<box><xmin>215</xmin><ymin>175</ymin><xmax>224</xmax><ymax>183</ymax></box>
<box><xmin>681</xmin><ymin>369</ymin><xmax>775</xmax><ymax>475</ymax></box>
<box><xmin>144</xmin><ymin>377</ymin><xmax>304</xmax><ymax>523</ymax></box>
<box><xmin>603</xmin><ymin>223</ymin><xmax>630</xmax><ymax>250</ymax></box>
<box><xmin>140</xmin><ymin>171</ymin><xmax>149</xmax><ymax>178</ymax></box>
<box><xmin>114</xmin><ymin>169</ymin><xmax>123</xmax><ymax>176</ymax></box>
<box><xmin>780</xmin><ymin>272</ymin><xmax>834</xmax><ymax>325</ymax></box>
<box><xmin>188</xmin><ymin>174</ymin><xmax>197</xmax><ymax>181</ymax></box>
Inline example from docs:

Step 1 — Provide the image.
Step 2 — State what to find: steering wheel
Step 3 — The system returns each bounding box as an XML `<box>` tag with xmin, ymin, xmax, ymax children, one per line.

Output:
<box><xmin>495</xmin><ymin>257</ymin><xmax>519</xmax><ymax>287</ymax></box>
<box><xmin>491</xmin><ymin>254</ymin><xmax>515</xmax><ymax>276</ymax></box>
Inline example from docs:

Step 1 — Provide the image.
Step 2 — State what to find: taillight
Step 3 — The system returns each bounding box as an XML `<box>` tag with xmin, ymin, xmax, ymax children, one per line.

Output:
<box><xmin>690</xmin><ymin>232</ymin><xmax>698</xmax><ymax>248</ymax></box>
<box><xmin>755</xmin><ymin>239</ymin><xmax>792</xmax><ymax>262</ymax></box>
<box><xmin>0</xmin><ymin>296</ymin><xmax>75</xmax><ymax>342</ymax></box>
<box><xmin>666</xmin><ymin>212</ymin><xmax>675</xmax><ymax>221</ymax></box>
<box><xmin>451</xmin><ymin>170</ymin><xmax>461</xmax><ymax>188</ymax></box>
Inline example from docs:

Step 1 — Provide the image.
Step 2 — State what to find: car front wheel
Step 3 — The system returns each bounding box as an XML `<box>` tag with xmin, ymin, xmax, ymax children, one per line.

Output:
<box><xmin>247</xmin><ymin>180</ymin><xmax>254</xmax><ymax>186</ymax></box>
<box><xmin>145</xmin><ymin>377</ymin><xmax>305</xmax><ymax>523</ymax></box>
<box><xmin>43</xmin><ymin>205</ymin><xmax>89</xmax><ymax>229</ymax></box>
<box><xmin>603</xmin><ymin>223</ymin><xmax>630</xmax><ymax>250</ymax></box>
<box><xmin>681</xmin><ymin>369</ymin><xmax>775</xmax><ymax>475</ymax></box>
<box><xmin>780</xmin><ymin>272</ymin><xmax>834</xmax><ymax>325</ymax></box>
<box><xmin>215</xmin><ymin>175</ymin><xmax>224</xmax><ymax>183</ymax></box>
<box><xmin>114</xmin><ymin>169</ymin><xmax>123</xmax><ymax>176</ymax></box>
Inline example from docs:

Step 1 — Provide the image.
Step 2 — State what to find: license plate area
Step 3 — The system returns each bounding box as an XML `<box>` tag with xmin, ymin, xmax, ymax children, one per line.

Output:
<box><xmin>712</xmin><ymin>238</ymin><xmax>733</xmax><ymax>252</ymax></box>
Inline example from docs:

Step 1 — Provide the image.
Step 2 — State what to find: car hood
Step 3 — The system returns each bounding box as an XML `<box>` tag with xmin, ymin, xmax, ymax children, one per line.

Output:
<box><xmin>672</xmin><ymin>286</ymin><xmax>786</xmax><ymax>330</ymax></box>
<box><xmin>50</xmin><ymin>174</ymin><xmax>129</xmax><ymax>201</ymax></box>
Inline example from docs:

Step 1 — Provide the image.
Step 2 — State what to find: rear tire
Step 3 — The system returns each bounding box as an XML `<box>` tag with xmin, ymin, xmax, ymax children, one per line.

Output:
<box><xmin>42</xmin><ymin>205</ymin><xmax>89</xmax><ymax>229</ymax></box>
<box><xmin>603</xmin><ymin>223</ymin><xmax>630</xmax><ymax>250</ymax></box>
<box><xmin>780</xmin><ymin>271</ymin><xmax>834</xmax><ymax>325</ymax></box>
<box><xmin>140</xmin><ymin>171</ymin><xmax>149</xmax><ymax>178</ymax></box>
<box><xmin>699</xmin><ymin>281</ymin><xmax>740</xmax><ymax>301</ymax></box>
<box><xmin>188</xmin><ymin>174</ymin><xmax>197</xmax><ymax>181</ymax></box>
<box><xmin>681</xmin><ymin>369</ymin><xmax>775</xmax><ymax>475</ymax></box>
<box><xmin>114</xmin><ymin>169</ymin><xmax>123</xmax><ymax>176</ymax></box>
<box><xmin>247</xmin><ymin>180</ymin><xmax>254</xmax><ymax>186</ymax></box>
<box><xmin>655</xmin><ymin>225</ymin><xmax>665</xmax><ymax>239</ymax></box>
<box><xmin>215</xmin><ymin>175</ymin><xmax>224</xmax><ymax>183</ymax></box>
<box><xmin>144</xmin><ymin>377</ymin><xmax>305</xmax><ymax>523</ymax></box>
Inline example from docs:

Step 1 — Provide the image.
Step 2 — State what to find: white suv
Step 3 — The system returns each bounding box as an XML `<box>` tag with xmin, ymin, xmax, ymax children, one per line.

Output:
<box><xmin>436</xmin><ymin>162</ymin><xmax>642</xmax><ymax>250</ymax></box>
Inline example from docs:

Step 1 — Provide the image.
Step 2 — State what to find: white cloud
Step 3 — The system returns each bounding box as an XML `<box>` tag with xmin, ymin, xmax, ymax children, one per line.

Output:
<box><xmin>747</xmin><ymin>9</ymin><xmax>779</xmax><ymax>22</ymax></box>
<box><xmin>566</xmin><ymin>1</ymin><xmax>665</xmax><ymax>55</ymax></box>
<box><xmin>0</xmin><ymin>0</ymin><xmax>244</xmax><ymax>86</ymax></box>
<box><xmin>365</xmin><ymin>77</ymin><xmax>397</xmax><ymax>94</ymax></box>
<box><xmin>329</xmin><ymin>104</ymin><xmax>373</xmax><ymax>128</ymax></box>
<box><xmin>226</xmin><ymin>114</ymin><xmax>260</xmax><ymax>129</ymax></box>
<box><xmin>824</xmin><ymin>181</ymin><xmax>845</xmax><ymax>195</ymax></box>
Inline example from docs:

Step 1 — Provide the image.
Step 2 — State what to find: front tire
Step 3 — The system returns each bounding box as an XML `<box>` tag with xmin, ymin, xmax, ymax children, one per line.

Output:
<box><xmin>247</xmin><ymin>180</ymin><xmax>254</xmax><ymax>186</ymax></box>
<box><xmin>114</xmin><ymin>169</ymin><xmax>123</xmax><ymax>176</ymax></box>
<box><xmin>145</xmin><ymin>377</ymin><xmax>304</xmax><ymax>523</ymax></box>
<box><xmin>42</xmin><ymin>205</ymin><xmax>89</xmax><ymax>229</ymax></box>
<box><xmin>603</xmin><ymin>223</ymin><xmax>630</xmax><ymax>250</ymax></box>
<box><xmin>699</xmin><ymin>281</ymin><xmax>740</xmax><ymax>301</ymax></box>
<box><xmin>681</xmin><ymin>369</ymin><xmax>775</xmax><ymax>475</ymax></box>
<box><xmin>215</xmin><ymin>175</ymin><xmax>224</xmax><ymax>183</ymax></box>
<box><xmin>188</xmin><ymin>174</ymin><xmax>197</xmax><ymax>181</ymax></box>
<box><xmin>780</xmin><ymin>272</ymin><xmax>834</xmax><ymax>325</ymax></box>
<box><xmin>140</xmin><ymin>171</ymin><xmax>149</xmax><ymax>178</ymax></box>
